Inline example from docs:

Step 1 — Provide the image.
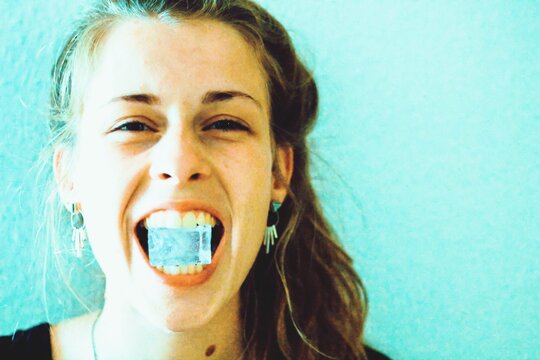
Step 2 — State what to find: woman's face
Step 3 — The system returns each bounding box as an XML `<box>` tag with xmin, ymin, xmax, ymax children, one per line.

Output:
<box><xmin>56</xmin><ymin>19</ymin><xmax>291</xmax><ymax>330</ymax></box>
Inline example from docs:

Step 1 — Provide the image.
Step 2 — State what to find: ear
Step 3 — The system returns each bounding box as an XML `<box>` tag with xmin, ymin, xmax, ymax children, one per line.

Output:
<box><xmin>53</xmin><ymin>146</ymin><xmax>75</xmax><ymax>211</ymax></box>
<box><xmin>272</xmin><ymin>144</ymin><xmax>294</xmax><ymax>204</ymax></box>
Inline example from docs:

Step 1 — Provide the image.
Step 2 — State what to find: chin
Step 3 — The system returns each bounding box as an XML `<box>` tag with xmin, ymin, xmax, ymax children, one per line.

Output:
<box><xmin>129</xmin><ymin>298</ymin><xmax>213</xmax><ymax>333</ymax></box>
<box><xmin>127</xmin><ymin>276</ymin><xmax>233</xmax><ymax>333</ymax></box>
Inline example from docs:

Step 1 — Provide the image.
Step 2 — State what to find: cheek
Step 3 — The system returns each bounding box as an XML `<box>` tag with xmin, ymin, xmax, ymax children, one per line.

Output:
<box><xmin>219</xmin><ymin>143</ymin><xmax>273</xmax><ymax>205</ymax></box>
<box><xmin>218</xmin><ymin>144</ymin><xmax>273</xmax><ymax>256</ymax></box>
<box><xmin>74</xmin><ymin>134</ymin><xmax>141</xmax><ymax>206</ymax></box>
<box><xmin>72</xmin><ymin>139</ymin><xmax>143</xmax><ymax>269</ymax></box>
<box><xmin>75</xmin><ymin>143</ymin><xmax>122</xmax><ymax>212</ymax></box>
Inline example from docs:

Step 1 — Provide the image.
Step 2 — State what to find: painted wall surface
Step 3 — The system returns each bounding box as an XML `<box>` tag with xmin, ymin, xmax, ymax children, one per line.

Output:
<box><xmin>1</xmin><ymin>1</ymin><xmax>539</xmax><ymax>359</ymax></box>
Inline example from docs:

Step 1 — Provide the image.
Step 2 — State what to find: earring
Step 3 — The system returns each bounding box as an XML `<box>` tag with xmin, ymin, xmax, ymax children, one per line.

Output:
<box><xmin>70</xmin><ymin>203</ymin><xmax>87</xmax><ymax>258</ymax></box>
<box><xmin>263</xmin><ymin>201</ymin><xmax>281</xmax><ymax>254</ymax></box>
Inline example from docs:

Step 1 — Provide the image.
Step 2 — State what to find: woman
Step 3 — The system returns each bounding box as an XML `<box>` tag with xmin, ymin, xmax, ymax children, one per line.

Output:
<box><xmin>1</xmin><ymin>0</ymin><xmax>390</xmax><ymax>359</ymax></box>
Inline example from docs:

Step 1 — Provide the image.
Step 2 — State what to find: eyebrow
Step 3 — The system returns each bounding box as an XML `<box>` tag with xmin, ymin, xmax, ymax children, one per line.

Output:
<box><xmin>107</xmin><ymin>90</ymin><xmax>262</xmax><ymax>109</ymax></box>
<box><xmin>202</xmin><ymin>90</ymin><xmax>262</xmax><ymax>110</ymax></box>
<box><xmin>109</xmin><ymin>93</ymin><xmax>161</xmax><ymax>105</ymax></box>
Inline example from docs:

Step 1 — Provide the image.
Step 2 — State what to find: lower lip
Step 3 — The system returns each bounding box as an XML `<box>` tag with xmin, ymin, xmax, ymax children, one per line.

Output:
<box><xmin>134</xmin><ymin>229</ymin><xmax>226</xmax><ymax>287</ymax></box>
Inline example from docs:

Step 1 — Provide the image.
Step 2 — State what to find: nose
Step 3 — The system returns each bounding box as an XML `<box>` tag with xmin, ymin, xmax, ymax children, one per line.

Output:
<box><xmin>149</xmin><ymin>130</ymin><xmax>211</xmax><ymax>185</ymax></box>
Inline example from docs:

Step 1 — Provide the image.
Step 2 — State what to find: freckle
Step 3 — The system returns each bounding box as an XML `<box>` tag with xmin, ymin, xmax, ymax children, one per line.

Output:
<box><xmin>205</xmin><ymin>344</ymin><xmax>216</xmax><ymax>356</ymax></box>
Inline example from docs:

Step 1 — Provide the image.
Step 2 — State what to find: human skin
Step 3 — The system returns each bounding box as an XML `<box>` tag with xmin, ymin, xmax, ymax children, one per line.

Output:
<box><xmin>52</xmin><ymin>18</ymin><xmax>293</xmax><ymax>359</ymax></box>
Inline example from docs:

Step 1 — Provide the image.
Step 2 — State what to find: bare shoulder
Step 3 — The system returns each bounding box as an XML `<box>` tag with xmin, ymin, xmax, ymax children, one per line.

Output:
<box><xmin>50</xmin><ymin>312</ymin><xmax>100</xmax><ymax>360</ymax></box>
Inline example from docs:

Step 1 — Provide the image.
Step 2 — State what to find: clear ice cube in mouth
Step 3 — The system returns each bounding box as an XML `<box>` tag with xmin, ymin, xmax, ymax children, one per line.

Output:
<box><xmin>148</xmin><ymin>225</ymin><xmax>212</xmax><ymax>266</ymax></box>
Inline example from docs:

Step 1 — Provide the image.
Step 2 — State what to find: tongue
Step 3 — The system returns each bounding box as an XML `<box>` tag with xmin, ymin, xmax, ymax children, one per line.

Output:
<box><xmin>148</xmin><ymin>225</ymin><xmax>212</xmax><ymax>266</ymax></box>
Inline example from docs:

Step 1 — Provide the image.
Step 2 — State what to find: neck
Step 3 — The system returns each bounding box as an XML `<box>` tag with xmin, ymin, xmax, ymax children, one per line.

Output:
<box><xmin>93</xmin><ymin>291</ymin><xmax>243</xmax><ymax>360</ymax></box>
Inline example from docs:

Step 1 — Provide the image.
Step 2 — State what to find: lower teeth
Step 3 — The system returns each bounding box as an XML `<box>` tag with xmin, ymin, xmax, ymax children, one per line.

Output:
<box><xmin>156</xmin><ymin>264</ymin><xmax>206</xmax><ymax>275</ymax></box>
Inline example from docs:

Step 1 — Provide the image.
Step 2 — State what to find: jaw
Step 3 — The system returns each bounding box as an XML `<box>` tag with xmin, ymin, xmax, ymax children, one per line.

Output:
<box><xmin>118</xmin><ymin>225</ymin><xmax>237</xmax><ymax>333</ymax></box>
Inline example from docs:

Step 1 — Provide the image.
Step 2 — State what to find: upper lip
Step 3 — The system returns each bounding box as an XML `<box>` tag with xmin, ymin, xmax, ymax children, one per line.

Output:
<box><xmin>133</xmin><ymin>200</ymin><xmax>225</xmax><ymax>230</ymax></box>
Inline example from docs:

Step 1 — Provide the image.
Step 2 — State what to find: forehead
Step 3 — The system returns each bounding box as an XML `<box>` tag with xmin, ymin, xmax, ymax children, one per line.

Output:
<box><xmin>82</xmin><ymin>18</ymin><xmax>268</xmax><ymax>111</ymax></box>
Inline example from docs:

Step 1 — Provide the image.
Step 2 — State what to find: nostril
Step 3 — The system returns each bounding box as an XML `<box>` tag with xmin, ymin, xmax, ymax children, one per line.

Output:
<box><xmin>158</xmin><ymin>173</ymin><xmax>172</xmax><ymax>180</ymax></box>
<box><xmin>155</xmin><ymin>172</ymin><xmax>201</xmax><ymax>182</ymax></box>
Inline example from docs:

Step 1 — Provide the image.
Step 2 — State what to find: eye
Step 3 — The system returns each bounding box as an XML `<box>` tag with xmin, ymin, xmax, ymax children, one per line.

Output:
<box><xmin>203</xmin><ymin>119</ymin><xmax>249</xmax><ymax>132</ymax></box>
<box><xmin>112</xmin><ymin>120</ymin><xmax>154</xmax><ymax>132</ymax></box>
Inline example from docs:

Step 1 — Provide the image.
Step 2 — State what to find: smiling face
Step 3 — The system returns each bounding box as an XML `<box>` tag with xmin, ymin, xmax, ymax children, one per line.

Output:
<box><xmin>55</xmin><ymin>18</ymin><xmax>292</xmax><ymax>331</ymax></box>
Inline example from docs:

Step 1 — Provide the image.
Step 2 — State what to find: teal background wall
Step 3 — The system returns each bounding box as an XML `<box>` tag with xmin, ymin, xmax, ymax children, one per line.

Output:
<box><xmin>1</xmin><ymin>1</ymin><xmax>539</xmax><ymax>359</ymax></box>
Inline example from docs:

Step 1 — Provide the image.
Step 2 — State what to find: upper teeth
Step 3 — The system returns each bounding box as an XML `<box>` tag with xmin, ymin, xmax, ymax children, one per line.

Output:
<box><xmin>144</xmin><ymin>210</ymin><xmax>217</xmax><ymax>229</ymax></box>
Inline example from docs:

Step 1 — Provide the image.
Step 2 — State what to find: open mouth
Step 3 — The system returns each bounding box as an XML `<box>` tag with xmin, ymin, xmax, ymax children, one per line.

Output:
<box><xmin>135</xmin><ymin>210</ymin><xmax>225</xmax><ymax>276</ymax></box>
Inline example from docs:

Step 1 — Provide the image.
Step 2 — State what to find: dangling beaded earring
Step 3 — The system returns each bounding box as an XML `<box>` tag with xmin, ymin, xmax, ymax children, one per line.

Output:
<box><xmin>263</xmin><ymin>201</ymin><xmax>281</xmax><ymax>254</ymax></box>
<box><xmin>70</xmin><ymin>203</ymin><xmax>87</xmax><ymax>258</ymax></box>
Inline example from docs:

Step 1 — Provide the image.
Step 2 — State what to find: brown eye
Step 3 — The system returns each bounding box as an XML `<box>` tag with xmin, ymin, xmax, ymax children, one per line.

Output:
<box><xmin>113</xmin><ymin>120</ymin><xmax>154</xmax><ymax>132</ymax></box>
<box><xmin>204</xmin><ymin>119</ymin><xmax>249</xmax><ymax>132</ymax></box>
